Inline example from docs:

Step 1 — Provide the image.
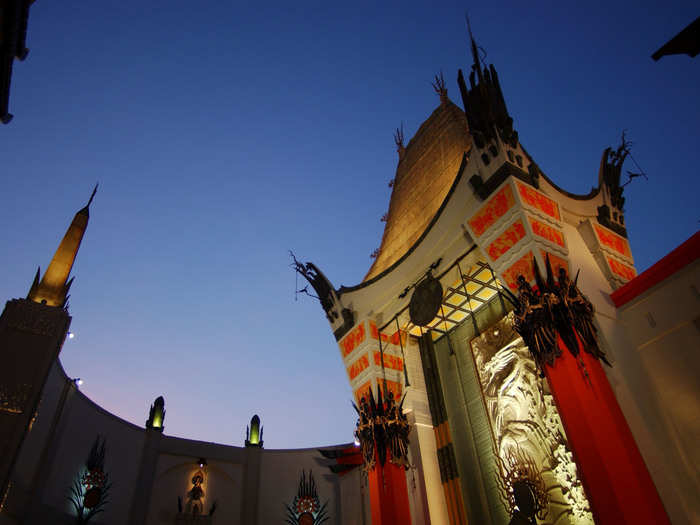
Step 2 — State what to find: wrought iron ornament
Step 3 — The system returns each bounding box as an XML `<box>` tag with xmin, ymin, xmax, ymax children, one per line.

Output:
<box><xmin>409</xmin><ymin>273</ymin><xmax>443</xmax><ymax>327</ymax></box>
<box><xmin>284</xmin><ymin>471</ymin><xmax>329</xmax><ymax>525</ymax></box>
<box><xmin>496</xmin><ymin>448</ymin><xmax>549</xmax><ymax>525</ymax></box>
<box><xmin>68</xmin><ymin>436</ymin><xmax>111</xmax><ymax>524</ymax></box>
<box><xmin>353</xmin><ymin>386</ymin><xmax>410</xmax><ymax>472</ymax></box>
<box><xmin>502</xmin><ymin>256</ymin><xmax>610</xmax><ymax>375</ymax></box>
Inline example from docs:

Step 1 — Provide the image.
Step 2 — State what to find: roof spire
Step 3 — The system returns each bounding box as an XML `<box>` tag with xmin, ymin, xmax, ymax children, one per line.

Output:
<box><xmin>457</xmin><ymin>16</ymin><xmax>518</xmax><ymax>150</ymax></box>
<box><xmin>466</xmin><ymin>13</ymin><xmax>484</xmax><ymax>85</ymax></box>
<box><xmin>87</xmin><ymin>183</ymin><xmax>98</xmax><ymax>207</ymax></box>
<box><xmin>78</xmin><ymin>182</ymin><xmax>99</xmax><ymax>216</ymax></box>
<box><xmin>27</xmin><ymin>188</ymin><xmax>95</xmax><ymax>307</ymax></box>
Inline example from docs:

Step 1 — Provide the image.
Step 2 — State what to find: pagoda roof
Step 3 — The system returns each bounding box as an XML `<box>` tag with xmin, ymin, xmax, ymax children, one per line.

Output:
<box><xmin>364</xmin><ymin>99</ymin><xmax>471</xmax><ymax>281</ymax></box>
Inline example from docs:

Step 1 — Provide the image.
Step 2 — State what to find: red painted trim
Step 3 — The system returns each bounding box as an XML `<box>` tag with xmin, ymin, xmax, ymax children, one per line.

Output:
<box><xmin>611</xmin><ymin>231</ymin><xmax>700</xmax><ymax>307</ymax></box>
<box><xmin>368</xmin><ymin>458</ymin><xmax>412</xmax><ymax>524</ymax></box>
<box><xmin>545</xmin><ymin>334</ymin><xmax>670</xmax><ymax>524</ymax></box>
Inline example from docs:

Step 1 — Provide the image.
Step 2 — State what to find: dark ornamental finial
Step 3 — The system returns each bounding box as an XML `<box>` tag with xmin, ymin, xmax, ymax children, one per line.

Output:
<box><xmin>352</xmin><ymin>385</ymin><xmax>409</xmax><ymax>472</ymax></box>
<box><xmin>393</xmin><ymin>123</ymin><xmax>406</xmax><ymax>160</ymax></box>
<box><xmin>457</xmin><ymin>16</ymin><xmax>518</xmax><ymax>151</ymax></box>
<box><xmin>501</xmin><ymin>256</ymin><xmax>610</xmax><ymax>377</ymax></box>
<box><xmin>78</xmin><ymin>183</ymin><xmax>99</xmax><ymax>217</ymax></box>
<box><xmin>290</xmin><ymin>251</ymin><xmax>355</xmax><ymax>341</ymax></box>
<box><xmin>466</xmin><ymin>13</ymin><xmax>484</xmax><ymax>85</ymax></box>
<box><xmin>431</xmin><ymin>71</ymin><xmax>448</xmax><ymax>104</ymax></box>
<box><xmin>597</xmin><ymin>130</ymin><xmax>648</xmax><ymax>237</ymax></box>
<box><xmin>87</xmin><ymin>183</ymin><xmax>98</xmax><ymax>208</ymax></box>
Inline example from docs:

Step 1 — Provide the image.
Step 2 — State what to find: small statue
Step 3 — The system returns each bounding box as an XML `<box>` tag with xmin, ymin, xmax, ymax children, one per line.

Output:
<box><xmin>186</xmin><ymin>471</ymin><xmax>205</xmax><ymax>515</ymax></box>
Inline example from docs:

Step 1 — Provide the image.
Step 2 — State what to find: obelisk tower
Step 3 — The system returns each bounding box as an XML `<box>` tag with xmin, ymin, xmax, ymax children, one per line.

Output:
<box><xmin>0</xmin><ymin>187</ymin><xmax>95</xmax><ymax>501</ymax></box>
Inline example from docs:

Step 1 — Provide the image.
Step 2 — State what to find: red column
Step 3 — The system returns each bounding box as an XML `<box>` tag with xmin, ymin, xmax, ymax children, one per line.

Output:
<box><xmin>367</xmin><ymin>455</ymin><xmax>412</xmax><ymax>525</ymax></box>
<box><xmin>545</xmin><ymin>334</ymin><xmax>670</xmax><ymax>524</ymax></box>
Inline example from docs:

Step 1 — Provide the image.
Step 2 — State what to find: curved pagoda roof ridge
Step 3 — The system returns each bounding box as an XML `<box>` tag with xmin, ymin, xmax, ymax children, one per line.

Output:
<box><xmin>364</xmin><ymin>98</ymin><xmax>472</xmax><ymax>282</ymax></box>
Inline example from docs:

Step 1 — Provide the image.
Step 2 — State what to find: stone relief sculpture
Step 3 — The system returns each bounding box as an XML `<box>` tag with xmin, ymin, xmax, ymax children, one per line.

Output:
<box><xmin>471</xmin><ymin>314</ymin><xmax>593</xmax><ymax>524</ymax></box>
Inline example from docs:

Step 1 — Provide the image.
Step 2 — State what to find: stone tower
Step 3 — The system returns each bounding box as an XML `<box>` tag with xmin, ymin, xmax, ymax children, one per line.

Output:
<box><xmin>0</xmin><ymin>188</ymin><xmax>95</xmax><ymax>499</ymax></box>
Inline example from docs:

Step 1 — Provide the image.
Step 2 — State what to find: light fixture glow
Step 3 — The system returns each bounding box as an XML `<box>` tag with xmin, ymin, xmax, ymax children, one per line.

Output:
<box><xmin>68</xmin><ymin>332</ymin><xmax>75</xmax><ymax>339</ymax></box>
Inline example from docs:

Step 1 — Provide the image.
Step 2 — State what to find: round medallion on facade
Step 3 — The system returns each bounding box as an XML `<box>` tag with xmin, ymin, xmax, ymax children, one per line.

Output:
<box><xmin>409</xmin><ymin>274</ymin><xmax>443</xmax><ymax>326</ymax></box>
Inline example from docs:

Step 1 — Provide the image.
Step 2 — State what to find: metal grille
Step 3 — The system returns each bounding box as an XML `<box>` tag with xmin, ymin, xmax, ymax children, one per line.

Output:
<box><xmin>399</xmin><ymin>260</ymin><xmax>504</xmax><ymax>340</ymax></box>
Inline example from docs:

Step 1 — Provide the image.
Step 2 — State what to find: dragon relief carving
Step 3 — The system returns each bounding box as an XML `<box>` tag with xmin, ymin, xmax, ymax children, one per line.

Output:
<box><xmin>472</xmin><ymin>314</ymin><xmax>593</xmax><ymax>524</ymax></box>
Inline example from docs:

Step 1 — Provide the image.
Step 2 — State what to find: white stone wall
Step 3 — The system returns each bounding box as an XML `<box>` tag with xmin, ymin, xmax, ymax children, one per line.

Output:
<box><xmin>6</xmin><ymin>359</ymin><xmax>365</xmax><ymax>525</ymax></box>
<box><xmin>615</xmin><ymin>259</ymin><xmax>700</xmax><ymax>524</ymax></box>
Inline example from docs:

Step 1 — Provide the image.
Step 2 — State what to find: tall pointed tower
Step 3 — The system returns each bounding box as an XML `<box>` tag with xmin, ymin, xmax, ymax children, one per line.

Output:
<box><xmin>0</xmin><ymin>188</ymin><xmax>95</xmax><ymax>499</ymax></box>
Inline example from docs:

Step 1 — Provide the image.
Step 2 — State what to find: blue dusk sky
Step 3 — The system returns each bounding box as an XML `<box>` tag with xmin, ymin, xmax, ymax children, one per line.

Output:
<box><xmin>1</xmin><ymin>2</ymin><xmax>698</xmax><ymax>449</ymax></box>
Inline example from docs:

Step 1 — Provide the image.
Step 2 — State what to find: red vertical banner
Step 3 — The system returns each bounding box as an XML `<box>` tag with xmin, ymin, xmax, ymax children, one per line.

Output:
<box><xmin>367</xmin><ymin>455</ymin><xmax>412</xmax><ymax>525</ymax></box>
<box><xmin>545</xmin><ymin>334</ymin><xmax>670</xmax><ymax>525</ymax></box>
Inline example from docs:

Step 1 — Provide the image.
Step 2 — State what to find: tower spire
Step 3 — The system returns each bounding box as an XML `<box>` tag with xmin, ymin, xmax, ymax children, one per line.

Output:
<box><xmin>457</xmin><ymin>18</ymin><xmax>518</xmax><ymax>150</ymax></box>
<box><xmin>466</xmin><ymin>14</ymin><xmax>484</xmax><ymax>85</ymax></box>
<box><xmin>27</xmin><ymin>185</ymin><xmax>97</xmax><ymax>307</ymax></box>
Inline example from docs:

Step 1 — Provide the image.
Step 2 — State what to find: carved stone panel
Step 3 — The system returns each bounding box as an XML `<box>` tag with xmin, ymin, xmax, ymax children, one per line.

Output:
<box><xmin>470</xmin><ymin>314</ymin><xmax>593</xmax><ymax>524</ymax></box>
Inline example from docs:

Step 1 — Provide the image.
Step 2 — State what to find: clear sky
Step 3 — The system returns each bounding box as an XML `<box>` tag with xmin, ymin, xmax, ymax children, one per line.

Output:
<box><xmin>1</xmin><ymin>2</ymin><xmax>698</xmax><ymax>449</ymax></box>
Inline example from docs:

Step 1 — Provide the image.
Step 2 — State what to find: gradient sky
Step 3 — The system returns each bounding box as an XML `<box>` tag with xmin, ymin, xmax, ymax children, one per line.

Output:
<box><xmin>2</xmin><ymin>2</ymin><xmax>698</xmax><ymax>449</ymax></box>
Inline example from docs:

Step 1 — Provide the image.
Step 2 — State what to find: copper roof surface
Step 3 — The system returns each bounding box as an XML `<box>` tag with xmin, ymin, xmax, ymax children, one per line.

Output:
<box><xmin>364</xmin><ymin>100</ymin><xmax>471</xmax><ymax>281</ymax></box>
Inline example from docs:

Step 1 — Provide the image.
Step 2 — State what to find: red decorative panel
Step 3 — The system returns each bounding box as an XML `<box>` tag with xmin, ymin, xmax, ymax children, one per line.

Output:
<box><xmin>373</xmin><ymin>351</ymin><xmax>404</xmax><ymax>372</ymax></box>
<box><xmin>516</xmin><ymin>182</ymin><xmax>560</xmax><ymax>221</ymax></box>
<box><xmin>339</xmin><ymin>322</ymin><xmax>366</xmax><ymax>357</ymax></box>
<box><xmin>529</xmin><ymin>216</ymin><xmax>565</xmax><ymax>247</ymax></box>
<box><xmin>611</xmin><ymin>232</ymin><xmax>700</xmax><ymax>307</ymax></box>
<box><xmin>383</xmin><ymin>379</ymin><xmax>403</xmax><ymax>400</ymax></box>
<box><xmin>608</xmin><ymin>257</ymin><xmax>637</xmax><ymax>281</ymax></box>
<box><xmin>595</xmin><ymin>224</ymin><xmax>632</xmax><ymax>258</ymax></box>
<box><xmin>468</xmin><ymin>184</ymin><xmax>516</xmax><ymax>237</ymax></box>
<box><xmin>487</xmin><ymin>219</ymin><xmax>526</xmax><ymax>261</ymax></box>
<box><xmin>354</xmin><ymin>380</ymin><xmax>372</xmax><ymax>403</ymax></box>
<box><xmin>347</xmin><ymin>353</ymin><xmax>369</xmax><ymax>380</ymax></box>
<box><xmin>369</xmin><ymin>322</ymin><xmax>406</xmax><ymax>346</ymax></box>
<box><xmin>540</xmin><ymin>250</ymin><xmax>569</xmax><ymax>274</ymax></box>
<box><xmin>502</xmin><ymin>251</ymin><xmax>535</xmax><ymax>289</ymax></box>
